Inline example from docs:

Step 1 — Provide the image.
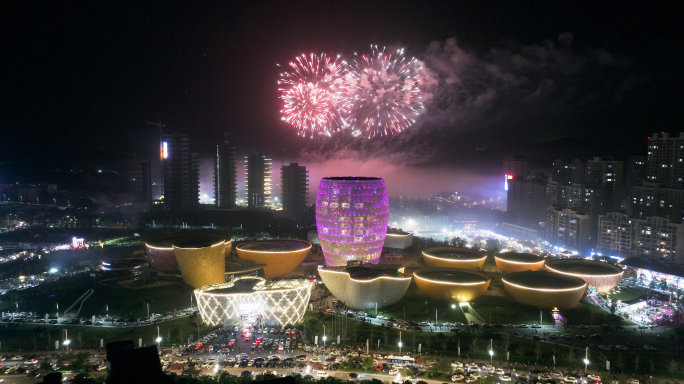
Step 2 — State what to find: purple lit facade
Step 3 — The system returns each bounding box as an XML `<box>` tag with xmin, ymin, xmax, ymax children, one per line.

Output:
<box><xmin>315</xmin><ymin>177</ymin><xmax>390</xmax><ymax>266</ymax></box>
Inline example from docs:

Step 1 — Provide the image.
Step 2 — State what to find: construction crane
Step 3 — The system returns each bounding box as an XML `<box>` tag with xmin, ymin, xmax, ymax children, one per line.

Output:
<box><xmin>146</xmin><ymin>121</ymin><xmax>165</xmax><ymax>160</ymax></box>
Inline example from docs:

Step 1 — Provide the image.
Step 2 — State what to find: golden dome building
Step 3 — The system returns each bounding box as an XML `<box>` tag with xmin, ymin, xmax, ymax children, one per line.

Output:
<box><xmin>413</xmin><ymin>268</ymin><xmax>491</xmax><ymax>302</ymax></box>
<box><xmin>495</xmin><ymin>252</ymin><xmax>546</xmax><ymax>273</ymax></box>
<box><xmin>173</xmin><ymin>239</ymin><xmax>227</xmax><ymax>289</ymax></box>
<box><xmin>422</xmin><ymin>247</ymin><xmax>487</xmax><ymax>269</ymax></box>
<box><xmin>545</xmin><ymin>259</ymin><xmax>624</xmax><ymax>293</ymax></box>
<box><xmin>318</xmin><ymin>266</ymin><xmax>412</xmax><ymax>310</ymax></box>
<box><xmin>502</xmin><ymin>271</ymin><xmax>587</xmax><ymax>310</ymax></box>
<box><xmin>145</xmin><ymin>232</ymin><xmax>233</xmax><ymax>273</ymax></box>
<box><xmin>236</xmin><ymin>240</ymin><xmax>311</xmax><ymax>279</ymax></box>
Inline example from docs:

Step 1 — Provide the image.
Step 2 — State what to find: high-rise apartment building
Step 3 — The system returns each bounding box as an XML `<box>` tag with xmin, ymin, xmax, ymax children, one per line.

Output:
<box><xmin>281</xmin><ymin>163</ymin><xmax>308</xmax><ymax>217</ymax></box>
<box><xmin>161</xmin><ymin>132</ymin><xmax>199</xmax><ymax>210</ymax></box>
<box><xmin>245</xmin><ymin>153</ymin><xmax>272</xmax><ymax>208</ymax></box>
<box><xmin>134</xmin><ymin>160</ymin><xmax>152</xmax><ymax>205</ymax></box>
<box><xmin>646</xmin><ymin>132</ymin><xmax>684</xmax><ymax>188</ymax></box>
<box><xmin>502</xmin><ymin>155</ymin><xmax>528</xmax><ymax>177</ymax></box>
<box><xmin>598</xmin><ymin>212</ymin><xmax>684</xmax><ymax>264</ymax></box>
<box><xmin>546</xmin><ymin>206</ymin><xmax>591</xmax><ymax>251</ymax></box>
<box><xmin>214</xmin><ymin>140</ymin><xmax>237</xmax><ymax>209</ymax></box>
<box><xmin>507</xmin><ymin>175</ymin><xmax>548</xmax><ymax>226</ymax></box>
<box><xmin>625</xmin><ymin>156</ymin><xmax>646</xmax><ymax>199</ymax></box>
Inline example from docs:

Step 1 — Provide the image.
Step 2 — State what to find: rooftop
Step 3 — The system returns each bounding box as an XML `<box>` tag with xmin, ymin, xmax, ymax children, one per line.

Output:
<box><xmin>546</xmin><ymin>259</ymin><xmax>623</xmax><ymax>275</ymax></box>
<box><xmin>236</xmin><ymin>239</ymin><xmax>311</xmax><ymax>252</ymax></box>
<box><xmin>423</xmin><ymin>247</ymin><xmax>485</xmax><ymax>260</ymax></box>
<box><xmin>503</xmin><ymin>271</ymin><xmax>586</xmax><ymax>289</ymax></box>
<box><xmin>496</xmin><ymin>252</ymin><xmax>545</xmax><ymax>263</ymax></box>
<box><xmin>413</xmin><ymin>268</ymin><xmax>490</xmax><ymax>284</ymax></box>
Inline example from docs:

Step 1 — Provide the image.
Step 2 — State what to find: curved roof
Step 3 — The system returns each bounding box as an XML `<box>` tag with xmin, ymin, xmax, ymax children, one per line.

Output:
<box><xmin>346</xmin><ymin>266</ymin><xmax>404</xmax><ymax>280</ymax></box>
<box><xmin>236</xmin><ymin>239</ymin><xmax>311</xmax><ymax>252</ymax></box>
<box><xmin>146</xmin><ymin>231</ymin><xmax>231</xmax><ymax>249</ymax></box>
<box><xmin>173</xmin><ymin>238</ymin><xmax>224</xmax><ymax>249</ymax></box>
<box><xmin>98</xmin><ymin>258</ymin><xmax>149</xmax><ymax>271</ymax></box>
<box><xmin>503</xmin><ymin>270</ymin><xmax>586</xmax><ymax>290</ymax></box>
<box><xmin>323</xmin><ymin>176</ymin><xmax>381</xmax><ymax>181</ymax></box>
<box><xmin>496</xmin><ymin>252</ymin><xmax>545</xmax><ymax>263</ymax></box>
<box><xmin>423</xmin><ymin>247</ymin><xmax>486</xmax><ymax>260</ymax></box>
<box><xmin>414</xmin><ymin>268</ymin><xmax>490</xmax><ymax>284</ymax></box>
<box><xmin>546</xmin><ymin>259</ymin><xmax>623</xmax><ymax>276</ymax></box>
<box><xmin>621</xmin><ymin>257</ymin><xmax>684</xmax><ymax>278</ymax></box>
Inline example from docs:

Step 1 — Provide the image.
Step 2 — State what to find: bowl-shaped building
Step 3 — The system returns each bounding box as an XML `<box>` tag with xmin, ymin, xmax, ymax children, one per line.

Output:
<box><xmin>174</xmin><ymin>239</ymin><xmax>227</xmax><ymax>288</ymax></box>
<box><xmin>236</xmin><ymin>240</ymin><xmax>311</xmax><ymax>279</ymax></box>
<box><xmin>422</xmin><ymin>247</ymin><xmax>487</xmax><ymax>270</ymax></box>
<box><xmin>315</xmin><ymin>177</ymin><xmax>389</xmax><ymax>266</ymax></box>
<box><xmin>318</xmin><ymin>266</ymin><xmax>411</xmax><ymax>310</ymax></box>
<box><xmin>413</xmin><ymin>268</ymin><xmax>491</xmax><ymax>302</ymax></box>
<box><xmin>96</xmin><ymin>258</ymin><xmax>149</xmax><ymax>273</ymax></box>
<box><xmin>495</xmin><ymin>252</ymin><xmax>546</xmax><ymax>273</ymax></box>
<box><xmin>195</xmin><ymin>276</ymin><xmax>313</xmax><ymax>327</ymax></box>
<box><xmin>502</xmin><ymin>271</ymin><xmax>587</xmax><ymax>310</ymax></box>
<box><xmin>545</xmin><ymin>259</ymin><xmax>623</xmax><ymax>293</ymax></box>
<box><xmin>145</xmin><ymin>232</ymin><xmax>232</xmax><ymax>273</ymax></box>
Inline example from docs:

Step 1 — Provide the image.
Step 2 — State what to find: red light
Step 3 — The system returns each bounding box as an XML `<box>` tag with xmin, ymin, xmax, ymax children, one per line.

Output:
<box><xmin>506</xmin><ymin>175</ymin><xmax>514</xmax><ymax>180</ymax></box>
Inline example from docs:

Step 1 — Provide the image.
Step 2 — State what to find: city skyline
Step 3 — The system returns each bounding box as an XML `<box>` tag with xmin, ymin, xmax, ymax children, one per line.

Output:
<box><xmin>2</xmin><ymin>2</ymin><xmax>682</xmax><ymax>200</ymax></box>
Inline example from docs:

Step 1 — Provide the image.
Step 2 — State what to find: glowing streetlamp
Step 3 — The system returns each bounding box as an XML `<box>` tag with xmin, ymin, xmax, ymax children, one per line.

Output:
<box><xmin>322</xmin><ymin>325</ymin><xmax>327</xmax><ymax>351</ymax></box>
<box><xmin>63</xmin><ymin>329</ymin><xmax>70</xmax><ymax>353</ymax></box>
<box><xmin>584</xmin><ymin>347</ymin><xmax>589</xmax><ymax>373</ymax></box>
<box><xmin>398</xmin><ymin>331</ymin><xmax>403</xmax><ymax>354</ymax></box>
<box><xmin>156</xmin><ymin>326</ymin><xmax>162</xmax><ymax>349</ymax></box>
<box><xmin>489</xmin><ymin>339</ymin><xmax>493</xmax><ymax>363</ymax></box>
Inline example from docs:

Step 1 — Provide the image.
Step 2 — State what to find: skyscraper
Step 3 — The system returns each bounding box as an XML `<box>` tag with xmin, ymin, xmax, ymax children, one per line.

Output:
<box><xmin>214</xmin><ymin>140</ymin><xmax>237</xmax><ymax>209</ymax></box>
<box><xmin>281</xmin><ymin>163</ymin><xmax>308</xmax><ymax>217</ymax></box>
<box><xmin>161</xmin><ymin>132</ymin><xmax>199</xmax><ymax>210</ymax></box>
<box><xmin>646</xmin><ymin>132</ymin><xmax>684</xmax><ymax>188</ymax></box>
<box><xmin>134</xmin><ymin>160</ymin><xmax>152</xmax><ymax>205</ymax></box>
<box><xmin>245</xmin><ymin>153</ymin><xmax>272</xmax><ymax>208</ymax></box>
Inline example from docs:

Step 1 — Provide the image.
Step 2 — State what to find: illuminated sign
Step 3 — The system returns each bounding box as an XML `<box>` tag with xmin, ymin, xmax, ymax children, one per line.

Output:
<box><xmin>162</xmin><ymin>141</ymin><xmax>168</xmax><ymax>159</ymax></box>
<box><xmin>506</xmin><ymin>174</ymin><xmax>514</xmax><ymax>180</ymax></box>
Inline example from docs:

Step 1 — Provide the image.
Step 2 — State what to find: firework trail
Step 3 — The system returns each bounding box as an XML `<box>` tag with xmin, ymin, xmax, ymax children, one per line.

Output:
<box><xmin>343</xmin><ymin>45</ymin><xmax>425</xmax><ymax>138</ymax></box>
<box><xmin>278</xmin><ymin>53</ymin><xmax>347</xmax><ymax>137</ymax></box>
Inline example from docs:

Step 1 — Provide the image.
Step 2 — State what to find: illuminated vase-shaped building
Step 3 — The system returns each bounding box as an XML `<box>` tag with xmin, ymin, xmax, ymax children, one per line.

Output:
<box><xmin>315</xmin><ymin>177</ymin><xmax>389</xmax><ymax>266</ymax></box>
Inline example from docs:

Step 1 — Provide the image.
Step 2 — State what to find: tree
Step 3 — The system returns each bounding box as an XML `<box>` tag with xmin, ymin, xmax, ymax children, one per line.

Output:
<box><xmin>515</xmin><ymin>346</ymin><xmax>526</xmax><ymax>362</ymax></box>
<box><xmin>616</xmin><ymin>353</ymin><xmax>625</xmax><ymax>374</ymax></box>
<box><xmin>566</xmin><ymin>347</ymin><xmax>575</xmax><ymax>367</ymax></box>
<box><xmin>469</xmin><ymin>337</ymin><xmax>481</xmax><ymax>358</ymax></box>
<box><xmin>500</xmin><ymin>335</ymin><xmax>511</xmax><ymax>359</ymax></box>
<box><xmin>634</xmin><ymin>353</ymin><xmax>640</xmax><ymax>374</ymax></box>
<box><xmin>649</xmin><ymin>358</ymin><xmax>655</xmax><ymax>375</ymax></box>
<box><xmin>667</xmin><ymin>359</ymin><xmax>679</xmax><ymax>378</ymax></box>
<box><xmin>382</xmin><ymin>327</ymin><xmax>390</xmax><ymax>350</ymax></box>
<box><xmin>362</xmin><ymin>357</ymin><xmax>375</xmax><ymax>371</ymax></box>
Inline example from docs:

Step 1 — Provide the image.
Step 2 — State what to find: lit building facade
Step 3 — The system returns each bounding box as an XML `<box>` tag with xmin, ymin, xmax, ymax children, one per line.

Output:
<box><xmin>315</xmin><ymin>177</ymin><xmax>389</xmax><ymax>266</ymax></box>
<box><xmin>145</xmin><ymin>232</ymin><xmax>232</xmax><ymax>273</ymax></box>
<box><xmin>161</xmin><ymin>132</ymin><xmax>199</xmax><ymax>210</ymax></box>
<box><xmin>245</xmin><ymin>153</ymin><xmax>272</xmax><ymax>208</ymax></box>
<box><xmin>173</xmin><ymin>240</ymin><xmax>226</xmax><ymax>288</ymax></box>
<box><xmin>384</xmin><ymin>232</ymin><xmax>413</xmax><ymax>249</ymax></box>
<box><xmin>545</xmin><ymin>259</ymin><xmax>624</xmax><ymax>293</ymax></box>
<box><xmin>195</xmin><ymin>276</ymin><xmax>313</xmax><ymax>327</ymax></box>
<box><xmin>413</xmin><ymin>268</ymin><xmax>491</xmax><ymax>302</ymax></box>
<box><xmin>318</xmin><ymin>266</ymin><xmax>411</xmax><ymax>310</ymax></box>
<box><xmin>215</xmin><ymin>140</ymin><xmax>237</xmax><ymax>209</ymax></box>
<box><xmin>502</xmin><ymin>271</ymin><xmax>587</xmax><ymax>310</ymax></box>
<box><xmin>235</xmin><ymin>240</ymin><xmax>311</xmax><ymax>279</ymax></box>
<box><xmin>546</xmin><ymin>206</ymin><xmax>591</xmax><ymax>252</ymax></box>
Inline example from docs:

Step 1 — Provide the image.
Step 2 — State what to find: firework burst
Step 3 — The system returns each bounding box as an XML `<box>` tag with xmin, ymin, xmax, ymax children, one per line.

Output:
<box><xmin>343</xmin><ymin>45</ymin><xmax>424</xmax><ymax>138</ymax></box>
<box><xmin>278</xmin><ymin>53</ymin><xmax>347</xmax><ymax>137</ymax></box>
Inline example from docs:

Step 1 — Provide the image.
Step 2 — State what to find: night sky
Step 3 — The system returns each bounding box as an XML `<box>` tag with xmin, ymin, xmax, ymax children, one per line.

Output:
<box><xmin>2</xmin><ymin>1</ymin><xmax>682</xmax><ymax>198</ymax></box>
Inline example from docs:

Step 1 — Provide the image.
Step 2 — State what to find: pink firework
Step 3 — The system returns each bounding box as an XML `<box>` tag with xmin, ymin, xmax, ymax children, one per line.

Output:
<box><xmin>278</xmin><ymin>53</ymin><xmax>347</xmax><ymax>137</ymax></box>
<box><xmin>343</xmin><ymin>45</ymin><xmax>424</xmax><ymax>138</ymax></box>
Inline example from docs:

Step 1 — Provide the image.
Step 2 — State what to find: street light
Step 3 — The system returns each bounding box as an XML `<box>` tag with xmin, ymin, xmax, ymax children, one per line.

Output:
<box><xmin>584</xmin><ymin>347</ymin><xmax>589</xmax><ymax>373</ymax></box>
<box><xmin>398</xmin><ymin>331</ymin><xmax>403</xmax><ymax>354</ymax></box>
<box><xmin>156</xmin><ymin>326</ymin><xmax>162</xmax><ymax>350</ymax></box>
<box><xmin>63</xmin><ymin>329</ymin><xmax>70</xmax><ymax>353</ymax></box>
<box><xmin>489</xmin><ymin>338</ymin><xmax>493</xmax><ymax>363</ymax></box>
<box><xmin>322</xmin><ymin>324</ymin><xmax>327</xmax><ymax>351</ymax></box>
